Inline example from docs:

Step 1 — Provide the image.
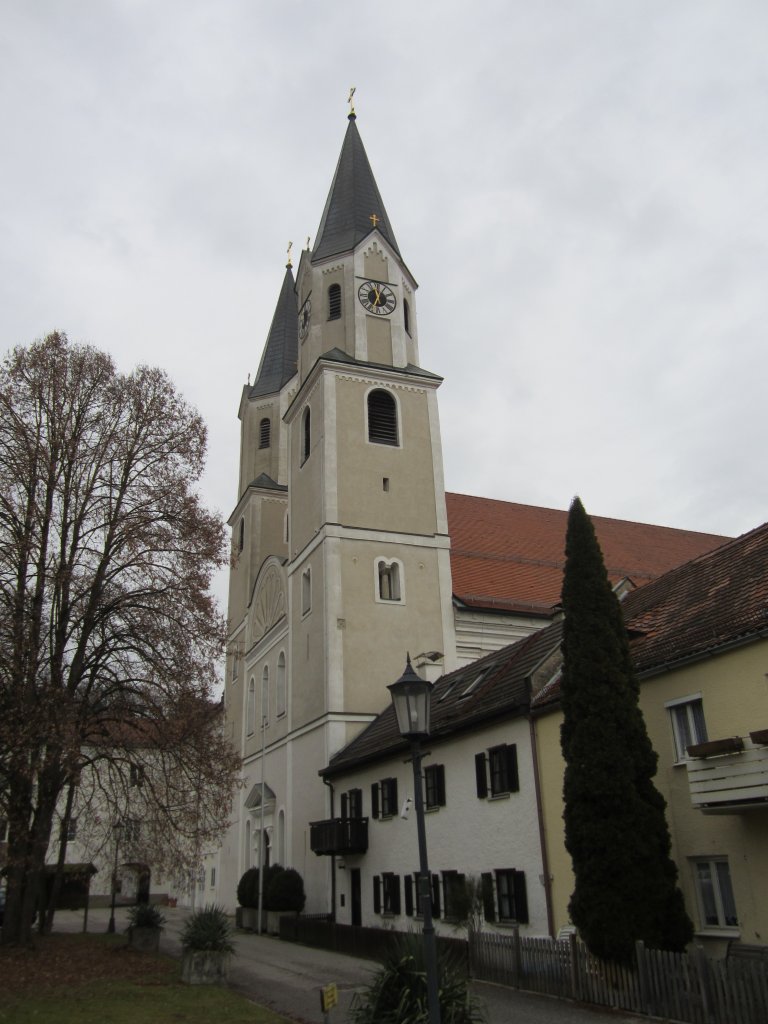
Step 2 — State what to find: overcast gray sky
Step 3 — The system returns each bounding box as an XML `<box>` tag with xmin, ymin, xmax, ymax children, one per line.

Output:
<box><xmin>2</xmin><ymin>1</ymin><xmax>767</xmax><ymax>602</ymax></box>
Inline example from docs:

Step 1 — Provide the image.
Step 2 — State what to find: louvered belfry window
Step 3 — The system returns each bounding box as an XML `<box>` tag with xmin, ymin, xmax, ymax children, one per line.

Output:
<box><xmin>368</xmin><ymin>389</ymin><xmax>398</xmax><ymax>446</ymax></box>
<box><xmin>328</xmin><ymin>283</ymin><xmax>342</xmax><ymax>320</ymax></box>
<box><xmin>259</xmin><ymin>417</ymin><xmax>271</xmax><ymax>449</ymax></box>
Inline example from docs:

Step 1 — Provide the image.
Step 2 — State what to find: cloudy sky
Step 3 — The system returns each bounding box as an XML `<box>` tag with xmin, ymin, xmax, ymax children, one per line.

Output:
<box><xmin>2</xmin><ymin>1</ymin><xmax>766</xmax><ymax>605</ymax></box>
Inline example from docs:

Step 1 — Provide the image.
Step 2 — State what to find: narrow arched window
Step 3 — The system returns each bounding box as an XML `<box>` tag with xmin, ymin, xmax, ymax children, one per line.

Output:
<box><xmin>277</xmin><ymin>651</ymin><xmax>286</xmax><ymax>716</ymax></box>
<box><xmin>261</xmin><ymin>666</ymin><xmax>269</xmax><ymax>726</ymax></box>
<box><xmin>238</xmin><ymin>518</ymin><xmax>244</xmax><ymax>552</ymax></box>
<box><xmin>246</xmin><ymin>678</ymin><xmax>255</xmax><ymax>736</ymax></box>
<box><xmin>301</xmin><ymin>406</ymin><xmax>311</xmax><ymax>464</ymax></box>
<box><xmin>378</xmin><ymin>560</ymin><xmax>401</xmax><ymax>601</ymax></box>
<box><xmin>259</xmin><ymin>418</ymin><xmax>271</xmax><ymax>449</ymax></box>
<box><xmin>328</xmin><ymin>283</ymin><xmax>342</xmax><ymax>320</ymax></box>
<box><xmin>368</xmin><ymin>389</ymin><xmax>398</xmax><ymax>446</ymax></box>
<box><xmin>403</xmin><ymin>298</ymin><xmax>411</xmax><ymax>336</ymax></box>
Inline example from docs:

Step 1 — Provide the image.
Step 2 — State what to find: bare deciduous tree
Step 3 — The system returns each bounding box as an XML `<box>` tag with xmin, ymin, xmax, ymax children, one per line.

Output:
<box><xmin>0</xmin><ymin>333</ymin><xmax>239</xmax><ymax>944</ymax></box>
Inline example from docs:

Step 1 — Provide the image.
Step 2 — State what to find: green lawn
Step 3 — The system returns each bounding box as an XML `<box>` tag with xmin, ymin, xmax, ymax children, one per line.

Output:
<box><xmin>0</xmin><ymin>931</ymin><xmax>292</xmax><ymax>1024</ymax></box>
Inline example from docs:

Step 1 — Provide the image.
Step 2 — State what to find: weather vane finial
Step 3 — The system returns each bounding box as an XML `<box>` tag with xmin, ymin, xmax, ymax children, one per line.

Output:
<box><xmin>286</xmin><ymin>241</ymin><xmax>293</xmax><ymax>268</ymax></box>
<box><xmin>347</xmin><ymin>86</ymin><xmax>356</xmax><ymax>117</ymax></box>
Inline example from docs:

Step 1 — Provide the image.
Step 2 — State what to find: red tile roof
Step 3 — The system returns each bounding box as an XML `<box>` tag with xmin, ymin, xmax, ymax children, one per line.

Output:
<box><xmin>446</xmin><ymin>493</ymin><xmax>729</xmax><ymax>615</ymax></box>
<box><xmin>623</xmin><ymin>521</ymin><xmax>768</xmax><ymax>674</ymax></box>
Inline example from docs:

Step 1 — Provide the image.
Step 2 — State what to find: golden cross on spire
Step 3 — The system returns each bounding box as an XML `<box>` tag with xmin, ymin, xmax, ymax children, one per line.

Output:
<box><xmin>347</xmin><ymin>86</ymin><xmax>356</xmax><ymax>116</ymax></box>
<box><xmin>286</xmin><ymin>240</ymin><xmax>293</xmax><ymax>268</ymax></box>
<box><xmin>369</xmin><ymin>213</ymin><xmax>380</xmax><ymax>228</ymax></box>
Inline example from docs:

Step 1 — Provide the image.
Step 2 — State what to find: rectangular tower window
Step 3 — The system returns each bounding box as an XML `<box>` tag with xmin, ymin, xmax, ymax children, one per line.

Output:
<box><xmin>301</xmin><ymin>569</ymin><xmax>311</xmax><ymax>616</ymax></box>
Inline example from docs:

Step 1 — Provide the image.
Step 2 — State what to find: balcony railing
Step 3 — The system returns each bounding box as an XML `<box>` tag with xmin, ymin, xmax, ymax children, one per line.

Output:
<box><xmin>309</xmin><ymin>817</ymin><xmax>369</xmax><ymax>856</ymax></box>
<box><xmin>686</xmin><ymin>733</ymin><xmax>768</xmax><ymax>813</ymax></box>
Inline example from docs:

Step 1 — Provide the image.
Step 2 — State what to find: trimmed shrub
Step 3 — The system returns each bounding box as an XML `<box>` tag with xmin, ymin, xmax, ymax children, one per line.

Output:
<box><xmin>265</xmin><ymin>867</ymin><xmax>305</xmax><ymax>912</ymax></box>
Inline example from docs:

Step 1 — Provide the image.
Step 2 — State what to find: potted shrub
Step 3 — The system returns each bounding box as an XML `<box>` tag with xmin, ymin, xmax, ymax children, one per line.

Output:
<box><xmin>264</xmin><ymin>867</ymin><xmax>305</xmax><ymax>935</ymax></box>
<box><xmin>236</xmin><ymin>864</ymin><xmax>282</xmax><ymax>931</ymax></box>
<box><xmin>181</xmin><ymin>904</ymin><xmax>235</xmax><ymax>985</ymax></box>
<box><xmin>126</xmin><ymin>902</ymin><xmax>165</xmax><ymax>953</ymax></box>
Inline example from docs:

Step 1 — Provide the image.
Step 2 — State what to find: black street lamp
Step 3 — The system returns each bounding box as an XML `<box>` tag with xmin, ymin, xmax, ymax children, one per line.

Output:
<box><xmin>107</xmin><ymin>821</ymin><xmax>122</xmax><ymax>934</ymax></box>
<box><xmin>388</xmin><ymin>656</ymin><xmax>441</xmax><ymax>1024</ymax></box>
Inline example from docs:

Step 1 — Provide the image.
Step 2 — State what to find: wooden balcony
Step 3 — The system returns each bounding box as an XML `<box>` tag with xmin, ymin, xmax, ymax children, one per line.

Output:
<box><xmin>309</xmin><ymin>817</ymin><xmax>369</xmax><ymax>856</ymax></box>
<box><xmin>686</xmin><ymin>734</ymin><xmax>768</xmax><ymax>813</ymax></box>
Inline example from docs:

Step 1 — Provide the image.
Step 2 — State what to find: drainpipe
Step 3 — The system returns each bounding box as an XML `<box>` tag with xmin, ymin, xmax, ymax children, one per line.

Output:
<box><xmin>323</xmin><ymin>777</ymin><xmax>336</xmax><ymax>922</ymax></box>
<box><xmin>529</xmin><ymin>712</ymin><xmax>555</xmax><ymax>937</ymax></box>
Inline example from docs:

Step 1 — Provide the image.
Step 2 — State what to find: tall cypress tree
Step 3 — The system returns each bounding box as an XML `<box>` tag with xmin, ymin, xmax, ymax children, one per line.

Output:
<box><xmin>560</xmin><ymin>497</ymin><xmax>693</xmax><ymax>964</ymax></box>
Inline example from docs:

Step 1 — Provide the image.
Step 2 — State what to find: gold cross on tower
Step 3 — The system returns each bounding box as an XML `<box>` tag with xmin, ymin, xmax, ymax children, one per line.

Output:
<box><xmin>347</xmin><ymin>86</ymin><xmax>356</xmax><ymax>115</ymax></box>
<box><xmin>286</xmin><ymin>240</ymin><xmax>293</xmax><ymax>268</ymax></box>
<box><xmin>369</xmin><ymin>213</ymin><xmax>380</xmax><ymax>228</ymax></box>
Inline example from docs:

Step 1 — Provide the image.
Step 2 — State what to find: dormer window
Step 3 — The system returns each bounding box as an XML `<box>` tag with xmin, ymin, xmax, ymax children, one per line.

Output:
<box><xmin>328</xmin><ymin>283</ymin><xmax>342</xmax><ymax>320</ymax></box>
<box><xmin>367</xmin><ymin>389</ymin><xmax>398</xmax><ymax>446</ymax></box>
<box><xmin>259</xmin><ymin>418</ymin><xmax>271</xmax><ymax>449</ymax></box>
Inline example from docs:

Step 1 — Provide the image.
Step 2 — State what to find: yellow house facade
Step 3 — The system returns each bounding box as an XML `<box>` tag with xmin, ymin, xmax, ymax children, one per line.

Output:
<box><xmin>534</xmin><ymin>523</ymin><xmax>768</xmax><ymax>955</ymax></box>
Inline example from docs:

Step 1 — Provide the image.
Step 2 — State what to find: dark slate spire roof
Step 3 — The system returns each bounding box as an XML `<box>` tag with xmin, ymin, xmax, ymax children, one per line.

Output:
<box><xmin>250</xmin><ymin>265</ymin><xmax>298</xmax><ymax>398</ymax></box>
<box><xmin>312</xmin><ymin>114</ymin><xmax>401</xmax><ymax>264</ymax></box>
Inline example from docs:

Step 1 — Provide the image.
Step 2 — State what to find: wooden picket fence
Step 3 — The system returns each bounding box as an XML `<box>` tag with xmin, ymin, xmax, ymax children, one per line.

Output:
<box><xmin>469</xmin><ymin>929</ymin><xmax>768</xmax><ymax>1024</ymax></box>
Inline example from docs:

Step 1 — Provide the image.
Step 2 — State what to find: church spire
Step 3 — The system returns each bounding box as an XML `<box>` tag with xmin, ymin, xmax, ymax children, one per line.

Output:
<box><xmin>250</xmin><ymin>263</ymin><xmax>298</xmax><ymax>397</ymax></box>
<box><xmin>311</xmin><ymin>114</ymin><xmax>401</xmax><ymax>264</ymax></box>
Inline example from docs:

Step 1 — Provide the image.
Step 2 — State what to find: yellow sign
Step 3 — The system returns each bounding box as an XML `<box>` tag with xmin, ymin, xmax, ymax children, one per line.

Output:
<box><xmin>320</xmin><ymin>983</ymin><xmax>338</xmax><ymax>1013</ymax></box>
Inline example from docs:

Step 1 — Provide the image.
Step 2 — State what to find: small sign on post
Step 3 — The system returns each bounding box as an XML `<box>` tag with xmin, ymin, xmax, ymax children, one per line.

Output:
<box><xmin>320</xmin><ymin>982</ymin><xmax>338</xmax><ymax>1023</ymax></box>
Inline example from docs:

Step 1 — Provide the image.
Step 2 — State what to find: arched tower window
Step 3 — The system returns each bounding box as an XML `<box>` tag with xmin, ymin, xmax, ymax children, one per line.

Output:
<box><xmin>259</xmin><ymin>418</ymin><xmax>271</xmax><ymax>449</ymax></box>
<box><xmin>376</xmin><ymin>558</ymin><xmax>404</xmax><ymax>602</ymax></box>
<box><xmin>328</xmin><ymin>283</ymin><xmax>342</xmax><ymax>320</ymax></box>
<box><xmin>246</xmin><ymin>678</ymin><xmax>255</xmax><ymax>736</ymax></box>
<box><xmin>403</xmin><ymin>298</ymin><xmax>411</xmax><ymax>336</ymax></box>
<box><xmin>277</xmin><ymin>651</ymin><xmax>286</xmax><ymax>716</ymax></box>
<box><xmin>367</xmin><ymin>389</ymin><xmax>398</xmax><ymax>446</ymax></box>
<box><xmin>261</xmin><ymin>666</ymin><xmax>269</xmax><ymax>726</ymax></box>
<box><xmin>238</xmin><ymin>518</ymin><xmax>244</xmax><ymax>553</ymax></box>
<box><xmin>301</xmin><ymin>407</ymin><xmax>311</xmax><ymax>464</ymax></box>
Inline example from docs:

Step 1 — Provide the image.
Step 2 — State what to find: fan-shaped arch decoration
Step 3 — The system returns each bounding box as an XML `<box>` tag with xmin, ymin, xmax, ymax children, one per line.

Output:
<box><xmin>250</xmin><ymin>563</ymin><xmax>286</xmax><ymax>641</ymax></box>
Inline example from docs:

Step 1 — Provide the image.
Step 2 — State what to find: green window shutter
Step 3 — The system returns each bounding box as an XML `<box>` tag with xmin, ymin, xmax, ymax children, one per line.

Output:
<box><xmin>371</xmin><ymin>783</ymin><xmax>380</xmax><ymax>819</ymax></box>
<box><xmin>373</xmin><ymin>875</ymin><xmax>381</xmax><ymax>914</ymax></box>
<box><xmin>404</xmin><ymin>875</ymin><xmax>413</xmax><ymax>916</ymax></box>
<box><xmin>436</xmin><ymin>764</ymin><xmax>446</xmax><ymax>806</ymax></box>
<box><xmin>431</xmin><ymin>873</ymin><xmax>441</xmax><ymax>918</ymax></box>
<box><xmin>475</xmin><ymin>752</ymin><xmax>488</xmax><ymax>798</ymax></box>
<box><xmin>507</xmin><ymin>744</ymin><xmax>519</xmax><ymax>793</ymax></box>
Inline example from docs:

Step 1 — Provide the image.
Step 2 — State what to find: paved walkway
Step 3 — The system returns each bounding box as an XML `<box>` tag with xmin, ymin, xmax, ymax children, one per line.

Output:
<box><xmin>54</xmin><ymin>907</ymin><xmax>655</xmax><ymax>1024</ymax></box>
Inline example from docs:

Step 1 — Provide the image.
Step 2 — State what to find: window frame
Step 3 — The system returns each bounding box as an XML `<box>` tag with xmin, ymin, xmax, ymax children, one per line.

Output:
<box><xmin>692</xmin><ymin>857</ymin><xmax>739</xmax><ymax>931</ymax></box>
<box><xmin>666</xmin><ymin>694</ymin><xmax>708</xmax><ymax>761</ymax></box>
<box><xmin>475</xmin><ymin>744</ymin><xmax>519</xmax><ymax>798</ymax></box>
<box><xmin>374</xmin><ymin>557</ymin><xmax>405</xmax><ymax>604</ymax></box>
<box><xmin>424</xmin><ymin>763</ymin><xmax>446</xmax><ymax>810</ymax></box>
<box><xmin>442</xmin><ymin>870</ymin><xmax>466</xmax><ymax>921</ymax></box>
<box><xmin>494</xmin><ymin>868</ymin><xmax>529</xmax><ymax>924</ymax></box>
<box><xmin>371</xmin><ymin>777</ymin><xmax>398</xmax><ymax>819</ymax></box>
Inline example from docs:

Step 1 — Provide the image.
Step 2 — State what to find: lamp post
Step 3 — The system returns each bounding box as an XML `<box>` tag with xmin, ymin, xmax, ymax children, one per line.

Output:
<box><xmin>388</xmin><ymin>656</ymin><xmax>441</xmax><ymax>1024</ymax></box>
<box><xmin>107</xmin><ymin>821</ymin><xmax>122</xmax><ymax>934</ymax></box>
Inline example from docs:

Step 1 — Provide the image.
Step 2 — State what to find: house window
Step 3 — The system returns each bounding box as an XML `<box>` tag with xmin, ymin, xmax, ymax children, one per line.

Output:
<box><xmin>424</xmin><ymin>764</ymin><xmax>446</xmax><ymax>809</ymax></box>
<box><xmin>475</xmin><ymin>744</ymin><xmax>519</xmax><ymax>798</ymax></box>
<box><xmin>66</xmin><ymin>817</ymin><xmax>78</xmax><ymax>841</ymax></box>
<box><xmin>261</xmin><ymin>666</ymin><xmax>269</xmax><ymax>726</ymax></box>
<box><xmin>276</xmin><ymin>651</ymin><xmax>286</xmax><ymax>716</ymax></box>
<box><xmin>373</xmin><ymin>873</ymin><xmax>401</xmax><ymax>915</ymax></box>
<box><xmin>246</xmin><ymin>678</ymin><xmax>255</xmax><ymax>735</ymax></box>
<box><xmin>667</xmin><ymin>696</ymin><xmax>708</xmax><ymax>761</ymax></box>
<box><xmin>210</xmin><ymin>867</ymin><xmax>216</xmax><ymax>887</ymax></box>
<box><xmin>371</xmin><ymin>777</ymin><xmax>398</xmax><ymax>818</ymax></box>
<box><xmin>130</xmin><ymin>764</ymin><xmax>145</xmax><ymax>788</ymax></box>
<box><xmin>693</xmin><ymin>858</ymin><xmax>738</xmax><ymax>929</ymax></box>
<box><xmin>238</xmin><ymin>517</ymin><xmax>244</xmax><ymax>553</ymax></box>
<box><xmin>403</xmin><ymin>297</ymin><xmax>411</xmax><ymax>336</ymax></box>
<box><xmin>341</xmin><ymin>788</ymin><xmax>363</xmax><ymax>818</ymax></box>
<box><xmin>259</xmin><ymin>417</ymin><xmax>271</xmax><ymax>449</ymax></box>
<box><xmin>230</xmin><ymin>647</ymin><xmax>239</xmax><ymax>683</ymax></box>
<box><xmin>301</xmin><ymin>406</ymin><xmax>311</xmax><ymax>464</ymax></box>
<box><xmin>442</xmin><ymin>870</ymin><xmax>466</xmax><ymax>920</ymax></box>
<box><xmin>376</xmin><ymin>558</ymin><xmax>403</xmax><ymax>602</ymax></box>
<box><xmin>301</xmin><ymin>568</ymin><xmax>311</xmax><ymax>616</ymax></box>
<box><xmin>328</xmin><ymin>283</ymin><xmax>342</xmax><ymax>320</ymax></box>
<box><xmin>493</xmin><ymin>869</ymin><xmax>529</xmax><ymax>924</ymax></box>
<box><xmin>413</xmin><ymin>873</ymin><xmax>441</xmax><ymax>919</ymax></box>
<box><xmin>367</xmin><ymin>389</ymin><xmax>398</xmax><ymax>446</ymax></box>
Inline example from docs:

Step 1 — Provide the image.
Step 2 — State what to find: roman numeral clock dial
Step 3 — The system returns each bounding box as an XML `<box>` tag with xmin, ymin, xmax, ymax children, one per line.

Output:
<box><xmin>358</xmin><ymin>280</ymin><xmax>396</xmax><ymax>315</ymax></box>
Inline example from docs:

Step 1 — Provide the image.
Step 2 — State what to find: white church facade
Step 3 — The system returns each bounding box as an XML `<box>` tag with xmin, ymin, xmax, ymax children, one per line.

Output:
<box><xmin>213</xmin><ymin>110</ymin><xmax>729</xmax><ymax>920</ymax></box>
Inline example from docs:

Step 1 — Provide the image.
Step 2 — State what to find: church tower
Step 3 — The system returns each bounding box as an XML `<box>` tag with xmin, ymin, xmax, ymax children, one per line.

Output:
<box><xmin>221</xmin><ymin>108</ymin><xmax>456</xmax><ymax>914</ymax></box>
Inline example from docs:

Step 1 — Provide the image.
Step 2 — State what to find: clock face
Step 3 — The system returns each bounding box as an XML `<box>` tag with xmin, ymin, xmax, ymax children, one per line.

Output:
<box><xmin>358</xmin><ymin>281</ymin><xmax>396</xmax><ymax>316</ymax></box>
<box><xmin>298</xmin><ymin>298</ymin><xmax>311</xmax><ymax>339</ymax></box>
